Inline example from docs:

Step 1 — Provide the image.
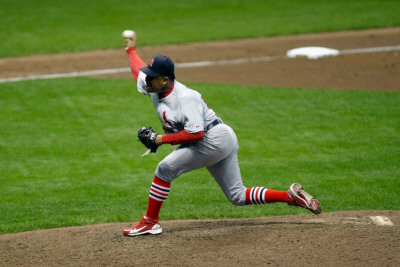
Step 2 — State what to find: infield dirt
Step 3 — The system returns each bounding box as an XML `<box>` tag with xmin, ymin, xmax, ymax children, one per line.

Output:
<box><xmin>0</xmin><ymin>28</ymin><xmax>399</xmax><ymax>266</ymax></box>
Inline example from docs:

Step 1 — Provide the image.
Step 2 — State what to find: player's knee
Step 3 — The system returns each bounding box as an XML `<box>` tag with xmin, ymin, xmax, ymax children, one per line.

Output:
<box><xmin>155</xmin><ymin>161</ymin><xmax>175</xmax><ymax>182</ymax></box>
<box><xmin>228</xmin><ymin>190</ymin><xmax>246</xmax><ymax>206</ymax></box>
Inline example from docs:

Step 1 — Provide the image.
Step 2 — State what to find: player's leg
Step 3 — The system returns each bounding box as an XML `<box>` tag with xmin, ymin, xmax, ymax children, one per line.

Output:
<box><xmin>206</xmin><ymin>149</ymin><xmax>247</xmax><ymax>206</ymax></box>
<box><xmin>206</xmin><ymin>125</ymin><xmax>287</xmax><ymax>206</ymax></box>
<box><xmin>206</xmin><ymin>149</ymin><xmax>287</xmax><ymax>206</ymax></box>
<box><xmin>207</xmin><ymin>153</ymin><xmax>321</xmax><ymax>214</ymax></box>
<box><xmin>206</xmin><ymin>125</ymin><xmax>321</xmax><ymax>214</ymax></box>
<box><xmin>124</xmin><ymin>137</ymin><xmax>235</xmax><ymax>236</ymax></box>
<box><xmin>149</xmin><ymin>138</ymin><xmax>235</xmax><ymax>216</ymax></box>
<box><xmin>123</xmin><ymin>175</ymin><xmax>168</xmax><ymax>237</ymax></box>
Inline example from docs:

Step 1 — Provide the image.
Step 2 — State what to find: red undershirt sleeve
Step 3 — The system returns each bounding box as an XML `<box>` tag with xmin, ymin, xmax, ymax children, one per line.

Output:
<box><xmin>162</xmin><ymin>130</ymin><xmax>204</xmax><ymax>145</ymax></box>
<box><xmin>126</xmin><ymin>47</ymin><xmax>146</xmax><ymax>82</ymax></box>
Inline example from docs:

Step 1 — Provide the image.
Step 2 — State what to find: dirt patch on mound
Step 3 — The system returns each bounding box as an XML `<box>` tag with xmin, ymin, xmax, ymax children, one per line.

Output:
<box><xmin>1</xmin><ymin>210</ymin><xmax>399</xmax><ymax>266</ymax></box>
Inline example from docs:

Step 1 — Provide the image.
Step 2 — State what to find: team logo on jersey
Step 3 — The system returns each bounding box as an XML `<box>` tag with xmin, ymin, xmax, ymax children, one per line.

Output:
<box><xmin>162</xmin><ymin>111</ymin><xmax>174</xmax><ymax>133</ymax></box>
<box><xmin>149</xmin><ymin>58</ymin><xmax>154</xmax><ymax>67</ymax></box>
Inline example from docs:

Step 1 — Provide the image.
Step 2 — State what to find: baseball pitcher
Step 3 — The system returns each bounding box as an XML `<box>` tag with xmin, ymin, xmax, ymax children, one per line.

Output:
<box><xmin>122</xmin><ymin>31</ymin><xmax>321</xmax><ymax>237</ymax></box>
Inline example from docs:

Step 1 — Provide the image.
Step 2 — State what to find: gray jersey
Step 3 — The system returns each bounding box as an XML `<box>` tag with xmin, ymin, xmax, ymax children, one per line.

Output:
<box><xmin>137</xmin><ymin>71</ymin><xmax>218</xmax><ymax>134</ymax></box>
<box><xmin>137</xmin><ymin>71</ymin><xmax>247</xmax><ymax>205</ymax></box>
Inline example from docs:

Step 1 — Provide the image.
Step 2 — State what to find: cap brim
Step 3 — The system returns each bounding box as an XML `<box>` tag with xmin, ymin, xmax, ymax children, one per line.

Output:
<box><xmin>139</xmin><ymin>66</ymin><xmax>161</xmax><ymax>77</ymax></box>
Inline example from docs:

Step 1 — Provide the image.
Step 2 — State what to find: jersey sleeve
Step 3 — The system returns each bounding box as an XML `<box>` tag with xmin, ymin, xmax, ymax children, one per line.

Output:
<box><xmin>126</xmin><ymin>47</ymin><xmax>146</xmax><ymax>82</ymax></box>
<box><xmin>126</xmin><ymin>47</ymin><xmax>150</xmax><ymax>96</ymax></box>
<box><xmin>137</xmin><ymin>72</ymin><xmax>150</xmax><ymax>96</ymax></box>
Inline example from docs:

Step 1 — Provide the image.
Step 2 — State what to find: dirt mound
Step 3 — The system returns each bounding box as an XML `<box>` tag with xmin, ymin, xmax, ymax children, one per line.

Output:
<box><xmin>1</xmin><ymin>210</ymin><xmax>399</xmax><ymax>266</ymax></box>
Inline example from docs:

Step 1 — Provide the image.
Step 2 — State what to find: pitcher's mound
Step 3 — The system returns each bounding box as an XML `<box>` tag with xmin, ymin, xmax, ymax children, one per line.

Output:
<box><xmin>1</xmin><ymin>210</ymin><xmax>399</xmax><ymax>266</ymax></box>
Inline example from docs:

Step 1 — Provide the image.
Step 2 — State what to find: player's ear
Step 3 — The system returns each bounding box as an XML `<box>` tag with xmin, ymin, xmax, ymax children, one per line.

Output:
<box><xmin>161</xmin><ymin>76</ymin><xmax>170</xmax><ymax>85</ymax></box>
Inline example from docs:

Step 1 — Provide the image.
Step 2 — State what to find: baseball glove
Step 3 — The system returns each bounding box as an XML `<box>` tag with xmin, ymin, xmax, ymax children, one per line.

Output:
<box><xmin>137</xmin><ymin>127</ymin><xmax>159</xmax><ymax>153</ymax></box>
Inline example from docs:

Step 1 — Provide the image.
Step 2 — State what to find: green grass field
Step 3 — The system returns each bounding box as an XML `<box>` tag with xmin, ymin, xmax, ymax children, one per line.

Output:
<box><xmin>1</xmin><ymin>78</ymin><xmax>399</xmax><ymax>234</ymax></box>
<box><xmin>1</xmin><ymin>0</ymin><xmax>400</xmax><ymax>57</ymax></box>
<box><xmin>1</xmin><ymin>0</ymin><xmax>399</xmax><ymax>234</ymax></box>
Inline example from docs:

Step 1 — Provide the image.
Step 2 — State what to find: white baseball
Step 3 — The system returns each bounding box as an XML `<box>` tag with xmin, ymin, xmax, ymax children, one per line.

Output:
<box><xmin>122</xmin><ymin>30</ymin><xmax>135</xmax><ymax>39</ymax></box>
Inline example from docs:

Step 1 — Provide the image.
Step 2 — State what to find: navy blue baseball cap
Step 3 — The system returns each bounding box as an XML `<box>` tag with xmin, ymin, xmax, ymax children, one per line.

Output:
<box><xmin>139</xmin><ymin>54</ymin><xmax>175</xmax><ymax>78</ymax></box>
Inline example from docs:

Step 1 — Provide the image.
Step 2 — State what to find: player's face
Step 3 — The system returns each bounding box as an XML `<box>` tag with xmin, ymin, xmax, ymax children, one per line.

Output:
<box><xmin>146</xmin><ymin>76</ymin><xmax>170</xmax><ymax>93</ymax></box>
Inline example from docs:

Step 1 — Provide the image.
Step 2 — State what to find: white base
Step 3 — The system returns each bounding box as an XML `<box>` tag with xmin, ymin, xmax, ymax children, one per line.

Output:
<box><xmin>286</xmin><ymin>46</ymin><xmax>339</xmax><ymax>59</ymax></box>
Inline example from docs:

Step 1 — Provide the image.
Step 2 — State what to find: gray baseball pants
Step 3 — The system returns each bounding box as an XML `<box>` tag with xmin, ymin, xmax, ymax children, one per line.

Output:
<box><xmin>155</xmin><ymin>123</ymin><xmax>247</xmax><ymax>206</ymax></box>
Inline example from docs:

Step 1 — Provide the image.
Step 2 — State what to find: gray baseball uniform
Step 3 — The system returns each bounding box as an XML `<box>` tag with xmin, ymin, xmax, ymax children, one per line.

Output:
<box><xmin>137</xmin><ymin>71</ymin><xmax>247</xmax><ymax>205</ymax></box>
<box><xmin>123</xmin><ymin>44</ymin><xmax>321</xmax><ymax>237</ymax></box>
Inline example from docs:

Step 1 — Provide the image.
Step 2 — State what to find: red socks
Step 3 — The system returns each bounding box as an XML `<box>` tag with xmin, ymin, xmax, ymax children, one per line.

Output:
<box><xmin>246</xmin><ymin>187</ymin><xmax>288</xmax><ymax>205</ymax></box>
<box><xmin>145</xmin><ymin>176</ymin><xmax>171</xmax><ymax>220</ymax></box>
<box><xmin>145</xmin><ymin>180</ymin><xmax>288</xmax><ymax>219</ymax></box>
<box><xmin>264</xmin><ymin>189</ymin><xmax>288</xmax><ymax>203</ymax></box>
